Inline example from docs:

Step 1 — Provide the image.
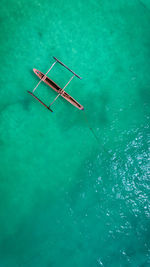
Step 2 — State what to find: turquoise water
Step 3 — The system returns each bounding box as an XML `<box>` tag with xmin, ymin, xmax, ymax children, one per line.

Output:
<box><xmin>0</xmin><ymin>0</ymin><xmax>150</xmax><ymax>266</ymax></box>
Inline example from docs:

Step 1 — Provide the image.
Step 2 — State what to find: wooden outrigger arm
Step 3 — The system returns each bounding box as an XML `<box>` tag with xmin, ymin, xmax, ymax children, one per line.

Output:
<box><xmin>27</xmin><ymin>91</ymin><xmax>53</xmax><ymax>112</ymax></box>
<box><xmin>53</xmin><ymin>57</ymin><xmax>82</xmax><ymax>79</ymax></box>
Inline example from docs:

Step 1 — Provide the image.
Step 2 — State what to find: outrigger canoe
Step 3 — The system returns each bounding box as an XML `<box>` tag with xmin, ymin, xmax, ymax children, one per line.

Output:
<box><xmin>33</xmin><ymin>69</ymin><xmax>84</xmax><ymax>110</ymax></box>
<box><xmin>27</xmin><ymin>57</ymin><xmax>84</xmax><ymax>112</ymax></box>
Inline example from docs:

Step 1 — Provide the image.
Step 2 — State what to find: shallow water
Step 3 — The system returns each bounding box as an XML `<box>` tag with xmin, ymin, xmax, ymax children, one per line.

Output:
<box><xmin>0</xmin><ymin>0</ymin><xmax>150</xmax><ymax>266</ymax></box>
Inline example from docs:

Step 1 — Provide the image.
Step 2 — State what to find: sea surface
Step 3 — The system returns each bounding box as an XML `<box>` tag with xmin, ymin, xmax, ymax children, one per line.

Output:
<box><xmin>0</xmin><ymin>0</ymin><xmax>150</xmax><ymax>266</ymax></box>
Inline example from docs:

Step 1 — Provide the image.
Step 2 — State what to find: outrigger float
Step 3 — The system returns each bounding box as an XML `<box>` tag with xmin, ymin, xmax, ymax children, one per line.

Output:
<box><xmin>27</xmin><ymin>57</ymin><xmax>84</xmax><ymax>112</ymax></box>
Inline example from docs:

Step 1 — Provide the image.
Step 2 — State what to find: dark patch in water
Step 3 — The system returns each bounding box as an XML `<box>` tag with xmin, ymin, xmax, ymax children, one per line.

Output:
<box><xmin>139</xmin><ymin>86</ymin><xmax>150</xmax><ymax>104</ymax></box>
<box><xmin>19</xmin><ymin>96</ymin><xmax>31</xmax><ymax>111</ymax></box>
<box><xmin>38</xmin><ymin>31</ymin><xmax>43</xmax><ymax>38</ymax></box>
<box><xmin>139</xmin><ymin>0</ymin><xmax>150</xmax><ymax>11</ymax></box>
<box><xmin>0</xmin><ymin>139</ymin><xmax>4</xmax><ymax>146</ymax></box>
<box><xmin>55</xmin><ymin>88</ymin><xmax>109</xmax><ymax>132</ymax></box>
<box><xmin>83</xmin><ymin>89</ymin><xmax>109</xmax><ymax>126</ymax></box>
<box><xmin>0</xmin><ymin>104</ymin><xmax>8</xmax><ymax>113</ymax></box>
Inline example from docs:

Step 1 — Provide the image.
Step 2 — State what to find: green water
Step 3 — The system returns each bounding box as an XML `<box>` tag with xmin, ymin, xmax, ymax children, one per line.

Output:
<box><xmin>0</xmin><ymin>0</ymin><xmax>150</xmax><ymax>266</ymax></box>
